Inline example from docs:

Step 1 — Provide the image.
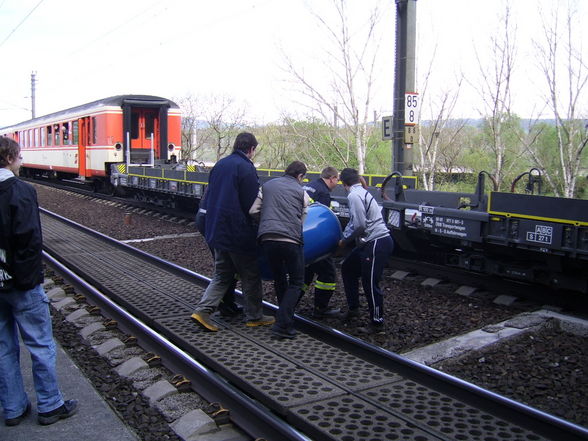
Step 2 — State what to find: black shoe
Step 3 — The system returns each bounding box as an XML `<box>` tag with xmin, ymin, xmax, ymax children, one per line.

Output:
<box><xmin>218</xmin><ymin>303</ymin><xmax>243</xmax><ymax>317</ymax></box>
<box><xmin>339</xmin><ymin>308</ymin><xmax>360</xmax><ymax>320</ymax></box>
<box><xmin>5</xmin><ymin>402</ymin><xmax>30</xmax><ymax>427</ymax></box>
<box><xmin>246</xmin><ymin>315</ymin><xmax>275</xmax><ymax>327</ymax></box>
<box><xmin>38</xmin><ymin>400</ymin><xmax>78</xmax><ymax>425</ymax></box>
<box><xmin>357</xmin><ymin>323</ymin><xmax>386</xmax><ymax>335</ymax></box>
<box><xmin>271</xmin><ymin>327</ymin><xmax>297</xmax><ymax>339</ymax></box>
<box><xmin>313</xmin><ymin>307</ymin><xmax>341</xmax><ymax>318</ymax></box>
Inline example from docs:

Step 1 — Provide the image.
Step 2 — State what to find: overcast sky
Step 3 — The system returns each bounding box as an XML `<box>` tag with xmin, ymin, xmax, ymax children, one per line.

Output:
<box><xmin>0</xmin><ymin>0</ymin><xmax>586</xmax><ymax>127</ymax></box>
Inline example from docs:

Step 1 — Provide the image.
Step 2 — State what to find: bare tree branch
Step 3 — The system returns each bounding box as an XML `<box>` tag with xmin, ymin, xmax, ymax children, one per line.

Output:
<box><xmin>280</xmin><ymin>0</ymin><xmax>384</xmax><ymax>173</ymax></box>
<box><xmin>533</xmin><ymin>0</ymin><xmax>588</xmax><ymax>197</ymax></box>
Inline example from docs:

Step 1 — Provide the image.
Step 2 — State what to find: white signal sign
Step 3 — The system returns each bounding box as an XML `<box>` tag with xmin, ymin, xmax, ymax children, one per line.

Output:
<box><xmin>381</xmin><ymin>116</ymin><xmax>393</xmax><ymax>140</ymax></box>
<box><xmin>405</xmin><ymin>92</ymin><xmax>419</xmax><ymax>126</ymax></box>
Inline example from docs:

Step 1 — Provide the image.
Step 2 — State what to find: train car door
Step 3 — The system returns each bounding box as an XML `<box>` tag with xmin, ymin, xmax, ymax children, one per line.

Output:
<box><xmin>78</xmin><ymin>118</ymin><xmax>88</xmax><ymax>177</ymax></box>
<box><xmin>129</xmin><ymin>108</ymin><xmax>160</xmax><ymax>163</ymax></box>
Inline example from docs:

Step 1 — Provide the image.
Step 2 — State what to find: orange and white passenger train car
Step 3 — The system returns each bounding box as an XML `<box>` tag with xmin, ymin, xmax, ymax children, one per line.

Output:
<box><xmin>0</xmin><ymin>95</ymin><xmax>182</xmax><ymax>182</ymax></box>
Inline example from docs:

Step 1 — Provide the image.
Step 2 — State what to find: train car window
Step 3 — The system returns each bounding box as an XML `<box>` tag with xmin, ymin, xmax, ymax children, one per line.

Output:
<box><xmin>54</xmin><ymin>124</ymin><xmax>60</xmax><ymax>146</ymax></box>
<box><xmin>63</xmin><ymin>122</ymin><xmax>70</xmax><ymax>144</ymax></box>
<box><xmin>86</xmin><ymin>118</ymin><xmax>92</xmax><ymax>145</ymax></box>
<box><xmin>34</xmin><ymin>128</ymin><xmax>39</xmax><ymax>147</ymax></box>
<box><xmin>92</xmin><ymin>117</ymin><xmax>97</xmax><ymax>144</ymax></box>
<box><xmin>131</xmin><ymin>112</ymin><xmax>139</xmax><ymax>139</ymax></box>
<box><xmin>145</xmin><ymin>113</ymin><xmax>155</xmax><ymax>138</ymax></box>
<box><xmin>46</xmin><ymin>126</ymin><xmax>52</xmax><ymax>146</ymax></box>
<box><xmin>41</xmin><ymin>127</ymin><xmax>46</xmax><ymax>147</ymax></box>
<box><xmin>72</xmin><ymin>121</ymin><xmax>78</xmax><ymax>144</ymax></box>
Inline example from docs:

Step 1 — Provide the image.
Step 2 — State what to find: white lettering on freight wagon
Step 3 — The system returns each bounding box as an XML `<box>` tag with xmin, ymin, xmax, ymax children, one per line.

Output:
<box><xmin>526</xmin><ymin>225</ymin><xmax>553</xmax><ymax>245</ymax></box>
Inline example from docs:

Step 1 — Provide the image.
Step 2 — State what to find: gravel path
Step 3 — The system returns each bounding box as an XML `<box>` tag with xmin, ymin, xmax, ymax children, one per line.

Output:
<box><xmin>37</xmin><ymin>184</ymin><xmax>588</xmax><ymax>428</ymax></box>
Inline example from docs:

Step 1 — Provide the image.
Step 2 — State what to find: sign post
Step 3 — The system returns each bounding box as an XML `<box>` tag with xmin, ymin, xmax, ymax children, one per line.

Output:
<box><xmin>392</xmin><ymin>0</ymin><xmax>417</xmax><ymax>174</ymax></box>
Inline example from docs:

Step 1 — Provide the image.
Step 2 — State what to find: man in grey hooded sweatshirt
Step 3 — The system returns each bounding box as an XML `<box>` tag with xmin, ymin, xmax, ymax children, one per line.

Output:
<box><xmin>338</xmin><ymin>168</ymin><xmax>394</xmax><ymax>335</ymax></box>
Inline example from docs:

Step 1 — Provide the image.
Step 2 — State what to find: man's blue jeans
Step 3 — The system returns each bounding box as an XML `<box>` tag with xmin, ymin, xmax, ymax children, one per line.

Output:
<box><xmin>0</xmin><ymin>284</ymin><xmax>64</xmax><ymax>419</ymax></box>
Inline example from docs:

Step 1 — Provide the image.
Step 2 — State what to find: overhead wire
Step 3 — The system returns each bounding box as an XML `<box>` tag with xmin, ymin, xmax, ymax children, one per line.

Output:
<box><xmin>24</xmin><ymin>0</ymin><xmax>168</xmax><ymax>112</ymax></box>
<box><xmin>4</xmin><ymin>0</ymin><xmax>276</xmax><ymax>121</ymax></box>
<box><xmin>0</xmin><ymin>0</ymin><xmax>46</xmax><ymax>49</ymax></box>
<box><xmin>46</xmin><ymin>0</ymin><xmax>275</xmax><ymax>95</ymax></box>
<box><xmin>66</xmin><ymin>0</ymin><xmax>166</xmax><ymax>58</ymax></box>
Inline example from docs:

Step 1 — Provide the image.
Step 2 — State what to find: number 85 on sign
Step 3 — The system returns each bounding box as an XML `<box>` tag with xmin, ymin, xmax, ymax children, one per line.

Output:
<box><xmin>405</xmin><ymin>92</ymin><xmax>419</xmax><ymax>125</ymax></box>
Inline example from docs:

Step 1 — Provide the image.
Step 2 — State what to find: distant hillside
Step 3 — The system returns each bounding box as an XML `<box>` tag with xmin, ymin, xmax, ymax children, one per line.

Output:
<box><xmin>420</xmin><ymin>118</ymin><xmax>557</xmax><ymax>128</ymax></box>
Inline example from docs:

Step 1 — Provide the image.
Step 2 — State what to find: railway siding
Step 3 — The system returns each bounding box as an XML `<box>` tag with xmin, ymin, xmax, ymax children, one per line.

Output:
<box><xmin>39</xmin><ymin>210</ymin><xmax>583</xmax><ymax>441</ymax></box>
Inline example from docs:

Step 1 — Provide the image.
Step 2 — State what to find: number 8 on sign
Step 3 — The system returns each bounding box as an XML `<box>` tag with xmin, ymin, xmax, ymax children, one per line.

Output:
<box><xmin>404</xmin><ymin>92</ymin><xmax>419</xmax><ymax>126</ymax></box>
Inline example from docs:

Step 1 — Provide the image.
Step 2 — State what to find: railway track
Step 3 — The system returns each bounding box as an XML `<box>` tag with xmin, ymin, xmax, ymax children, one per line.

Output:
<box><xmin>384</xmin><ymin>255</ymin><xmax>588</xmax><ymax>313</ymax></box>
<box><xmin>40</xmin><ymin>208</ymin><xmax>588</xmax><ymax>441</ymax></box>
<box><xmin>25</xmin><ymin>177</ymin><xmax>198</xmax><ymax>220</ymax></box>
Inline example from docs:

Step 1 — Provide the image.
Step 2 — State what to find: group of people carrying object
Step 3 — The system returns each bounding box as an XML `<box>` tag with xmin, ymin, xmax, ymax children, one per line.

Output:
<box><xmin>0</xmin><ymin>130</ymin><xmax>393</xmax><ymax>427</ymax></box>
<box><xmin>190</xmin><ymin>132</ymin><xmax>394</xmax><ymax>338</ymax></box>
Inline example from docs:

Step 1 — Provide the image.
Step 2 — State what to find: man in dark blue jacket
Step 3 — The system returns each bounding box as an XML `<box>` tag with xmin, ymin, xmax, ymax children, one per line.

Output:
<box><xmin>191</xmin><ymin>132</ymin><xmax>274</xmax><ymax>331</ymax></box>
<box><xmin>0</xmin><ymin>137</ymin><xmax>77</xmax><ymax>426</ymax></box>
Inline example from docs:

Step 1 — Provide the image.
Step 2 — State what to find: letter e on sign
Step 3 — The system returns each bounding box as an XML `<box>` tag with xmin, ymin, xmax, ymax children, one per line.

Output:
<box><xmin>382</xmin><ymin>116</ymin><xmax>393</xmax><ymax>140</ymax></box>
<box><xmin>405</xmin><ymin>92</ymin><xmax>419</xmax><ymax>126</ymax></box>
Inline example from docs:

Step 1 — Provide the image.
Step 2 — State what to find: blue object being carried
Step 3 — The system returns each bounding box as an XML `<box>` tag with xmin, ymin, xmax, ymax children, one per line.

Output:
<box><xmin>260</xmin><ymin>203</ymin><xmax>341</xmax><ymax>280</ymax></box>
<box><xmin>303</xmin><ymin>203</ymin><xmax>341</xmax><ymax>264</ymax></box>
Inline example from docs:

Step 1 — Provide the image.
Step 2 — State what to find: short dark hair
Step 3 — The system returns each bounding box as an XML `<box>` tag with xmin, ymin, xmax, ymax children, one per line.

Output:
<box><xmin>233</xmin><ymin>132</ymin><xmax>258</xmax><ymax>153</ymax></box>
<box><xmin>0</xmin><ymin>137</ymin><xmax>20</xmax><ymax>168</ymax></box>
<box><xmin>320</xmin><ymin>166</ymin><xmax>338</xmax><ymax>180</ymax></box>
<box><xmin>340</xmin><ymin>168</ymin><xmax>360</xmax><ymax>186</ymax></box>
<box><xmin>284</xmin><ymin>160</ymin><xmax>307</xmax><ymax>178</ymax></box>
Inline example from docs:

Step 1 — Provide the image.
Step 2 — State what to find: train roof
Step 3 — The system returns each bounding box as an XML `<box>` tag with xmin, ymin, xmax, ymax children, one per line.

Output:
<box><xmin>0</xmin><ymin>95</ymin><xmax>179</xmax><ymax>131</ymax></box>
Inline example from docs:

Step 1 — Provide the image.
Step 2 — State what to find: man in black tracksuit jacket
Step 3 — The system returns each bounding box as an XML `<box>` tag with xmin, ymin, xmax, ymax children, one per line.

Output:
<box><xmin>301</xmin><ymin>166</ymin><xmax>340</xmax><ymax>317</ymax></box>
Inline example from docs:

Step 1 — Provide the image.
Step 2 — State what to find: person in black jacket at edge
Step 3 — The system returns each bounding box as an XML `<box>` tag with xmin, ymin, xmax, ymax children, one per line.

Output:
<box><xmin>0</xmin><ymin>137</ymin><xmax>78</xmax><ymax>426</ymax></box>
<box><xmin>301</xmin><ymin>166</ymin><xmax>341</xmax><ymax>318</ymax></box>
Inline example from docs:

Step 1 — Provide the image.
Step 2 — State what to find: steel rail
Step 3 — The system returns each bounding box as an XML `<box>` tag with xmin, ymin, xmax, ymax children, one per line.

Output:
<box><xmin>28</xmin><ymin>177</ymin><xmax>198</xmax><ymax>220</ymax></box>
<box><xmin>43</xmin><ymin>251</ymin><xmax>310</xmax><ymax>441</ymax></box>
